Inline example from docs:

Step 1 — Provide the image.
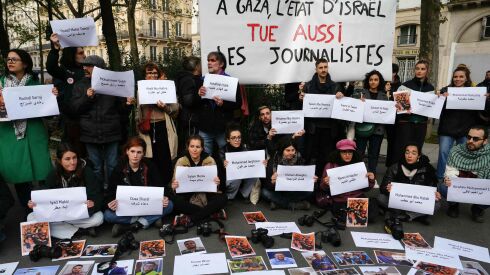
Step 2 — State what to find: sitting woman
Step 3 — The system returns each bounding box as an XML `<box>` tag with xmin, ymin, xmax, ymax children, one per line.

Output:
<box><xmin>27</xmin><ymin>143</ymin><xmax>103</xmax><ymax>239</ymax></box>
<box><xmin>104</xmin><ymin>137</ymin><xmax>174</xmax><ymax>237</ymax></box>
<box><xmin>171</xmin><ymin>135</ymin><xmax>228</xmax><ymax>227</ymax></box>
<box><xmin>262</xmin><ymin>137</ymin><xmax>315</xmax><ymax>210</ymax></box>
<box><xmin>220</xmin><ymin>124</ymin><xmax>266</xmax><ymax>200</ymax></box>
<box><xmin>317</xmin><ymin>139</ymin><xmax>376</xmax><ymax>221</ymax></box>
<box><xmin>378</xmin><ymin>143</ymin><xmax>441</xmax><ymax>225</ymax></box>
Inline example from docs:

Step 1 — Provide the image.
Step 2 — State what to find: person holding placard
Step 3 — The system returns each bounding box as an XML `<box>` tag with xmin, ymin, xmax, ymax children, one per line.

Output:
<box><xmin>0</xmin><ymin>49</ymin><xmax>53</xmax><ymax>211</ymax></box>
<box><xmin>477</xmin><ymin>70</ymin><xmax>490</xmax><ymax>93</ymax></box>
<box><xmin>26</xmin><ymin>143</ymin><xmax>103</xmax><ymax>239</ymax></box>
<box><xmin>262</xmin><ymin>137</ymin><xmax>314</xmax><ymax>210</ymax></box>
<box><xmin>379</xmin><ymin>143</ymin><xmax>440</xmax><ymax>225</ymax></box>
<box><xmin>198</xmin><ymin>51</ymin><xmax>242</xmax><ymax>155</ymax></box>
<box><xmin>352</xmin><ymin>70</ymin><xmax>390</xmax><ymax>174</ymax></box>
<box><xmin>0</xmin><ymin>176</ymin><xmax>14</xmax><ymax>242</ymax></box>
<box><xmin>104</xmin><ymin>137</ymin><xmax>174</xmax><ymax>237</ymax></box>
<box><xmin>443</xmin><ymin>126</ymin><xmax>490</xmax><ymax>222</ymax></box>
<box><xmin>137</xmin><ymin>62</ymin><xmax>179</xmax><ymax>187</ymax></box>
<box><xmin>171</xmin><ymin>135</ymin><xmax>227</xmax><ymax>227</ymax></box>
<box><xmin>392</xmin><ymin>60</ymin><xmax>435</xmax><ymax>165</ymax></box>
<box><xmin>317</xmin><ymin>139</ymin><xmax>376</xmax><ymax>221</ymax></box>
<box><xmin>298</xmin><ymin>58</ymin><xmax>344</xmax><ymax>177</ymax></box>
<box><xmin>47</xmin><ymin>33</ymin><xmax>87</xmax><ymax>157</ymax></box>
<box><xmin>436</xmin><ymin>67</ymin><xmax>478</xmax><ymax>181</ymax></box>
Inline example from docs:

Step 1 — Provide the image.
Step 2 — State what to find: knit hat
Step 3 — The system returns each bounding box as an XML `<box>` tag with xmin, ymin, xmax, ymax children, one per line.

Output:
<box><xmin>336</xmin><ymin>139</ymin><xmax>357</xmax><ymax>151</ymax></box>
<box><xmin>80</xmin><ymin>55</ymin><xmax>106</xmax><ymax>68</ymax></box>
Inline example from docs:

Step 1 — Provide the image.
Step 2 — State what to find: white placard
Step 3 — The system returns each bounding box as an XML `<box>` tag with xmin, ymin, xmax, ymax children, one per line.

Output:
<box><xmin>50</xmin><ymin>17</ymin><xmax>98</xmax><ymax>48</ymax></box>
<box><xmin>405</xmin><ymin>247</ymin><xmax>463</xmax><ymax>270</ymax></box>
<box><xmin>3</xmin><ymin>84</ymin><xmax>59</xmax><ymax>120</ymax></box>
<box><xmin>175</xmin><ymin>166</ymin><xmax>218</xmax><ymax>193</ymax></box>
<box><xmin>434</xmin><ymin>236</ymin><xmax>490</xmax><ymax>264</ymax></box>
<box><xmin>199</xmin><ymin>0</ymin><xmax>397</xmax><ymax>84</ymax></box>
<box><xmin>137</xmin><ymin>80</ymin><xmax>177</xmax><ymax>104</ymax></box>
<box><xmin>350</xmin><ymin>232</ymin><xmax>404</xmax><ymax>250</ymax></box>
<box><xmin>0</xmin><ymin>262</ymin><xmax>19</xmax><ymax>275</ymax></box>
<box><xmin>254</xmin><ymin>222</ymin><xmax>301</xmax><ymax>236</ymax></box>
<box><xmin>302</xmin><ymin>94</ymin><xmax>335</xmax><ymax>118</ymax></box>
<box><xmin>225</xmin><ymin>150</ymin><xmax>266</xmax><ymax>181</ymax></box>
<box><xmin>447</xmin><ymin>87</ymin><xmax>487</xmax><ymax>110</ymax></box>
<box><xmin>331</xmin><ymin>97</ymin><xmax>365</xmax><ymax>123</ymax></box>
<box><xmin>202</xmin><ymin>74</ymin><xmax>238</xmax><ymax>102</ymax></box>
<box><xmin>115</xmin><ymin>186</ymin><xmax>164</xmax><ymax>216</ymax></box>
<box><xmin>275</xmin><ymin>165</ymin><xmax>316</xmax><ymax>192</ymax></box>
<box><xmin>91</xmin><ymin>67</ymin><xmax>135</xmax><ymax>97</ymax></box>
<box><xmin>410</xmin><ymin>91</ymin><xmax>445</xmax><ymax>119</ymax></box>
<box><xmin>388</xmin><ymin>183</ymin><xmax>436</xmax><ymax>215</ymax></box>
<box><xmin>240</xmin><ymin>272</ymin><xmax>286</xmax><ymax>275</ymax></box>
<box><xmin>447</xmin><ymin>177</ymin><xmax>490</xmax><ymax>205</ymax></box>
<box><xmin>363</xmin><ymin>99</ymin><xmax>397</xmax><ymax>124</ymax></box>
<box><xmin>327</xmin><ymin>162</ymin><xmax>369</xmax><ymax>196</ymax></box>
<box><xmin>271</xmin><ymin>111</ymin><xmax>304</xmax><ymax>134</ymax></box>
<box><xmin>173</xmin><ymin>252</ymin><xmax>228</xmax><ymax>275</ymax></box>
<box><xmin>31</xmin><ymin>187</ymin><xmax>88</xmax><ymax>222</ymax></box>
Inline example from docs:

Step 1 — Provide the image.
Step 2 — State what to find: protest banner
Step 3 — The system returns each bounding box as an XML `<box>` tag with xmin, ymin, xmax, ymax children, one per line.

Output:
<box><xmin>271</xmin><ymin>111</ymin><xmax>304</xmax><ymax>134</ymax></box>
<box><xmin>2</xmin><ymin>84</ymin><xmax>59</xmax><ymax>120</ymax></box>
<box><xmin>410</xmin><ymin>91</ymin><xmax>445</xmax><ymax>119</ymax></box>
<box><xmin>327</xmin><ymin>162</ymin><xmax>369</xmax><ymax>196</ymax></box>
<box><xmin>446</xmin><ymin>87</ymin><xmax>486</xmax><ymax>110</ymax></box>
<box><xmin>199</xmin><ymin>0</ymin><xmax>397</xmax><ymax>84</ymax></box>
<box><xmin>302</xmin><ymin>94</ymin><xmax>335</xmax><ymax>118</ymax></box>
<box><xmin>91</xmin><ymin>67</ymin><xmax>135</xmax><ymax>97</ymax></box>
<box><xmin>115</xmin><ymin>186</ymin><xmax>164</xmax><ymax>216</ymax></box>
<box><xmin>275</xmin><ymin>165</ymin><xmax>316</xmax><ymax>191</ymax></box>
<box><xmin>31</xmin><ymin>187</ymin><xmax>88</xmax><ymax>222</ymax></box>
<box><xmin>405</xmin><ymin>247</ymin><xmax>463</xmax><ymax>270</ymax></box>
<box><xmin>388</xmin><ymin>183</ymin><xmax>436</xmax><ymax>215</ymax></box>
<box><xmin>225</xmin><ymin>150</ymin><xmax>266</xmax><ymax>180</ymax></box>
<box><xmin>175</xmin><ymin>166</ymin><xmax>218</xmax><ymax>193</ymax></box>
<box><xmin>174</xmin><ymin>253</ymin><xmax>229</xmax><ymax>274</ymax></box>
<box><xmin>202</xmin><ymin>74</ymin><xmax>239</xmax><ymax>102</ymax></box>
<box><xmin>447</xmin><ymin>177</ymin><xmax>490</xmax><ymax>205</ymax></box>
<box><xmin>363</xmin><ymin>99</ymin><xmax>396</xmax><ymax>124</ymax></box>
<box><xmin>434</xmin><ymin>236</ymin><xmax>490</xmax><ymax>264</ymax></box>
<box><xmin>350</xmin><ymin>232</ymin><xmax>404</xmax><ymax>250</ymax></box>
<box><xmin>137</xmin><ymin>80</ymin><xmax>177</xmax><ymax>104</ymax></box>
<box><xmin>254</xmin><ymin>222</ymin><xmax>301</xmax><ymax>236</ymax></box>
<box><xmin>50</xmin><ymin>17</ymin><xmax>98</xmax><ymax>48</ymax></box>
<box><xmin>331</xmin><ymin>97</ymin><xmax>365</xmax><ymax>123</ymax></box>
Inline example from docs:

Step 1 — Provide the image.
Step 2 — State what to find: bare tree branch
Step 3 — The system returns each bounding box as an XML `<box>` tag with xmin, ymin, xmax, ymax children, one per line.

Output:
<box><xmin>64</xmin><ymin>0</ymin><xmax>79</xmax><ymax>17</ymax></box>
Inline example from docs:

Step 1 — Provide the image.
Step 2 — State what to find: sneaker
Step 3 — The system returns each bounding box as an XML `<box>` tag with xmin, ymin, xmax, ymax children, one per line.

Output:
<box><xmin>447</xmin><ymin>204</ymin><xmax>459</xmax><ymax>218</ymax></box>
<box><xmin>173</xmin><ymin>214</ymin><xmax>193</xmax><ymax>227</ymax></box>
<box><xmin>290</xmin><ymin>200</ymin><xmax>311</xmax><ymax>211</ymax></box>
<box><xmin>471</xmin><ymin>206</ymin><xmax>485</xmax><ymax>223</ymax></box>
<box><xmin>211</xmin><ymin>209</ymin><xmax>228</xmax><ymax>220</ymax></box>
<box><xmin>270</xmin><ymin>201</ymin><xmax>277</xmax><ymax>210</ymax></box>
<box><xmin>111</xmin><ymin>224</ymin><xmax>132</xmax><ymax>238</ymax></box>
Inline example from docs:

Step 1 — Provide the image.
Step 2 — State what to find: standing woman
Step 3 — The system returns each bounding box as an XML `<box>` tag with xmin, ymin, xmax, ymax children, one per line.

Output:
<box><xmin>137</xmin><ymin>62</ymin><xmax>179</xmax><ymax>187</ymax></box>
<box><xmin>0</xmin><ymin>49</ymin><xmax>53</xmax><ymax>211</ymax></box>
<box><xmin>353</xmin><ymin>70</ymin><xmax>389</xmax><ymax>174</ymax></box>
<box><xmin>46</xmin><ymin>33</ymin><xmax>86</xmax><ymax>156</ymax></box>
<box><xmin>392</xmin><ymin>60</ymin><xmax>435</xmax><ymax>164</ymax></box>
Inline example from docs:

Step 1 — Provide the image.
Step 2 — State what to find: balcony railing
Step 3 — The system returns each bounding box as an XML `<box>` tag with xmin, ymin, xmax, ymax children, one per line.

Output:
<box><xmin>397</xmin><ymin>35</ymin><xmax>417</xmax><ymax>46</ymax></box>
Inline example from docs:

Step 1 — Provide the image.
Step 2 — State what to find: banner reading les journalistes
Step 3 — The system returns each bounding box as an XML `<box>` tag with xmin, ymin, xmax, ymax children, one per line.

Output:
<box><xmin>199</xmin><ymin>0</ymin><xmax>397</xmax><ymax>84</ymax></box>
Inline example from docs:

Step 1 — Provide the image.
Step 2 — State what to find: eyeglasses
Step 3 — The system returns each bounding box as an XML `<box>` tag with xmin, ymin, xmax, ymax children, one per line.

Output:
<box><xmin>467</xmin><ymin>135</ymin><xmax>484</xmax><ymax>142</ymax></box>
<box><xmin>6</xmin><ymin>58</ymin><xmax>21</xmax><ymax>63</ymax></box>
<box><xmin>230</xmin><ymin>136</ymin><xmax>241</xmax><ymax>141</ymax></box>
<box><xmin>146</xmin><ymin>71</ymin><xmax>159</xmax><ymax>75</ymax></box>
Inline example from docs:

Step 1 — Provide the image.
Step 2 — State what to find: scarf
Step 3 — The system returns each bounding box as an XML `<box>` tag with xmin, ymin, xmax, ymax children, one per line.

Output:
<box><xmin>5</xmin><ymin>74</ymin><xmax>31</xmax><ymax>140</ymax></box>
<box><xmin>122</xmin><ymin>160</ymin><xmax>149</xmax><ymax>186</ymax></box>
<box><xmin>225</xmin><ymin>143</ymin><xmax>243</xmax><ymax>153</ymax></box>
<box><xmin>447</xmin><ymin>144</ymin><xmax>490</xmax><ymax>179</ymax></box>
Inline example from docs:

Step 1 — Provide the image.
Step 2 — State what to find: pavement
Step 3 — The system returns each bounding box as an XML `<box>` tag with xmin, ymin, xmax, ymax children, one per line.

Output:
<box><xmin>0</xmin><ymin>140</ymin><xmax>489</xmax><ymax>274</ymax></box>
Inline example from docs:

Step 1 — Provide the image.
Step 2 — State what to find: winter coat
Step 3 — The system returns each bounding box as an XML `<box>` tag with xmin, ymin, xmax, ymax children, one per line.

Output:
<box><xmin>264</xmin><ymin>151</ymin><xmax>306</xmax><ymax>191</ymax></box>
<box><xmin>0</xmin><ymin>176</ymin><xmax>14</xmax><ymax>220</ymax></box>
<box><xmin>438</xmin><ymin>86</ymin><xmax>477</xmax><ymax>138</ymax></box>
<box><xmin>175</xmin><ymin>70</ymin><xmax>202</xmax><ymax>129</ymax></box>
<box><xmin>397</xmin><ymin>77</ymin><xmax>435</xmax><ymax>123</ymax></box>
<box><xmin>352</xmin><ymin>88</ymin><xmax>389</xmax><ymax>135</ymax></box>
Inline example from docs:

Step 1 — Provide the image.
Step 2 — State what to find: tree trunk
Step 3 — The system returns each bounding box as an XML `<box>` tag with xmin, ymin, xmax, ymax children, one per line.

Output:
<box><xmin>99</xmin><ymin>0</ymin><xmax>121</xmax><ymax>70</ymax></box>
<box><xmin>127</xmin><ymin>0</ymin><xmax>139</xmax><ymax>66</ymax></box>
<box><xmin>36</xmin><ymin>1</ymin><xmax>44</xmax><ymax>83</ymax></box>
<box><xmin>419</xmin><ymin>0</ymin><xmax>441</xmax><ymax>87</ymax></box>
<box><xmin>0</xmin><ymin>0</ymin><xmax>10</xmax><ymax>58</ymax></box>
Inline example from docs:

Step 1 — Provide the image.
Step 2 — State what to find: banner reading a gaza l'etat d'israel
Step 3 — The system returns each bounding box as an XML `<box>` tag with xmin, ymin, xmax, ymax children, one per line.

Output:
<box><xmin>199</xmin><ymin>0</ymin><xmax>397</xmax><ymax>84</ymax></box>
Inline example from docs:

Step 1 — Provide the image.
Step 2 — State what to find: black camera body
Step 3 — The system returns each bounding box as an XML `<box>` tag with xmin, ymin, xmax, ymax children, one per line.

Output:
<box><xmin>117</xmin><ymin>231</ymin><xmax>139</xmax><ymax>253</ymax></box>
<box><xmin>321</xmin><ymin>227</ymin><xmax>341</xmax><ymax>247</ymax></box>
<box><xmin>197</xmin><ymin>222</ymin><xmax>213</xmax><ymax>237</ymax></box>
<box><xmin>29</xmin><ymin>244</ymin><xmax>62</xmax><ymax>262</ymax></box>
<box><xmin>298</xmin><ymin>215</ymin><xmax>315</xmax><ymax>227</ymax></box>
<box><xmin>384</xmin><ymin>218</ymin><xmax>404</xmax><ymax>240</ymax></box>
<box><xmin>250</xmin><ymin>228</ymin><xmax>274</xmax><ymax>248</ymax></box>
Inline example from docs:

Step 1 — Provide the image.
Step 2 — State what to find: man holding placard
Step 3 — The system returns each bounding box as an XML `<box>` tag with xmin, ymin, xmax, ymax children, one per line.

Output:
<box><xmin>443</xmin><ymin>126</ymin><xmax>490</xmax><ymax>223</ymax></box>
<box><xmin>198</xmin><ymin>51</ymin><xmax>241</xmax><ymax>155</ymax></box>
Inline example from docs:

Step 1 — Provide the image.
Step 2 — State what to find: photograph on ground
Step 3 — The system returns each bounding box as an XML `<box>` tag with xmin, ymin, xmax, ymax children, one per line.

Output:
<box><xmin>177</xmin><ymin>237</ymin><xmax>206</xmax><ymax>255</ymax></box>
<box><xmin>90</xmin><ymin>259</ymin><xmax>134</xmax><ymax>275</ymax></box>
<box><xmin>81</xmin><ymin>244</ymin><xmax>117</xmax><ymax>258</ymax></box>
<box><xmin>53</xmin><ymin>240</ymin><xmax>86</xmax><ymax>261</ymax></box>
<box><xmin>373</xmin><ymin>250</ymin><xmax>413</xmax><ymax>266</ymax></box>
<box><xmin>332</xmin><ymin>251</ymin><xmax>375</xmax><ymax>266</ymax></box>
<box><xmin>346</xmin><ymin>198</ymin><xmax>369</xmax><ymax>227</ymax></box>
<box><xmin>359</xmin><ymin>266</ymin><xmax>402</xmax><ymax>275</ymax></box>
<box><xmin>402</xmin><ymin>233</ymin><xmax>431</xmax><ymax>249</ymax></box>
<box><xmin>225</xmin><ymin>236</ymin><xmax>256</xmax><ymax>258</ymax></box>
<box><xmin>139</xmin><ymin>239</ymin><xmax>165</xmax><ymax>259</ymax></box>
<box><xmin>13</xmin><ymin>265</ymin><xmax>60</xmax><ymax>275</ymax></box>
<box><xmin>59</xmin><ymin>261</ymin><xmax>94</xmax><ymax>275</ymax></box>
<box><xmin>243</xmin><ymin>211</ymin><xmax>268</xmax><ymax>224</ymax></box>
<box><xmin>301</xmin><ymin>250</ymin><xmax>336</xmax><ymax>271</ymax></box>
<box><xmin>266</xmin><ymin>248</ymin><xmax>297</xmax><ymax>269</ymax></box>
<box><xmin>227</xmin><ymin>256</ymin><xmax>267</xmax><ymax>273</ymax></box>
<box><xmin>133</xmin><ymin>259</ymin><xmax>163</xmax><ymax>275</ymax></box>
<box><xmin>20</xmin><ymin>221</ymin><xmax>51</xmax><ymax>256</ymax></box>
<box><xmin>291</xmin><ymin>232</ymin><xmax>315</xmax><ymax>252</ymax></box>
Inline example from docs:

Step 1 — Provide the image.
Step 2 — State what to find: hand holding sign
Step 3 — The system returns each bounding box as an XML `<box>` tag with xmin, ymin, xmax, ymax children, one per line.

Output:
<box><xmin>50</xmin><ymin>17</ymin><xmax>98</xmax><ymax>48</ymax></box>
<box><xmin>202</xmin><ymin>74</ymin><xmax>238</xmax><ymax>102</ymax></box>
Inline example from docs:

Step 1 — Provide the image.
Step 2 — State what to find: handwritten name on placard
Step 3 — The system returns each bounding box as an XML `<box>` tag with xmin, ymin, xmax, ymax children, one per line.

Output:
<box><xmin>303</xmin><ymin>94</ymin><xmax>335</xmax><ymax>118</ymax></box>
<box><xmin>447</xmin><ymin>87</ymin><xmax>486</xmax><ymax>110</ymax></box>
<box><xmin>388</xmin><ymin>183</ymin><xmax>436</xmax><ymax>215</ymax></box>
<box><xmin>226</xmin><ymin>150</ymin><xmax>266</xmax><ymax>180</ymax></box>
<box><xmin>331</xmin><ymin>97</ymin><xmax>365</xmax><ymax>123</ymax></box>
<box><xmin>328</xmin><ymin>162</ymin><xmax>369</xmax><ymax>196</ymax></box>
<box><xmin>254</xmin><ymin>222</ymin><xmax>301</xmax><ymax>236</ymax></box>
<box><xmin>276</xmin><ymin>165</ymin><xmax>315</xmax><ymax>192</ymax></box>
<box><xmin>405</xmin><ymin>247</ymin><xmax>463</xmax><ymax>270</ymax></box>
<box><xmin>447</xmin><ymin>178</ymin><xmax>490</xmax><ymax>205</ymax></box>
<box><xmin>91</xmin><ymin>67</ymin><xmax>135</xmax><ymax>98</ymax></box>
<box><xmin>351</xmin><ymin>232</ymin><xmax>404</xmax><ymax>250</ymax></box>
<box><xmin>363</xmin><ymin>100</ymin><xmax>396</xmax><ymax>124</ymax></box>
<box><xmin>175</xmin><ymin>166</ymin><xmax>218</xmax><ymax>193</ymax></box>
<box><xmin>271</xmin><ymin>111</ymin><xmax>304</xmax><ymax>134</ymax></box>
<box><xmin>174</xmin><ymin>253</ymin><xmax>229</xmax><ymax>274</ymax></box>
<box><xmin>116</xmin><ymin>186</ymin><xmax>164</xmax><ymax>216</ymax></box>
<box><xmin>50</xmin><ymin>17</ymin><xmax>98</xmax><ymax>47</ymax></box>
<box><xmin>2</xmin><ymin>85</ymin><xmax>60</xmax><ymax>120</ymax></box>
<box><xmin>31</xmin><ymin>187</ymin><xmax>88</xmax><ymax>222</ymax></box>
<box><xmin>202</xmin><ymin>74</ymin><xmax>239</xmax><ymax>102</ymax></box>
<box><xmin>434</xmin><ymin>236</ymin><xmax>490</xmax><ymax>263</ymax></box>
<box><xmin>410</xmin><ymin>91</ymin><xmax>445</xmax><ymax>119</ymax></box>
<box><xmin>137</xmin><ymin>80</ymin><xmax>177</xmax><ymax>104</ymax></box>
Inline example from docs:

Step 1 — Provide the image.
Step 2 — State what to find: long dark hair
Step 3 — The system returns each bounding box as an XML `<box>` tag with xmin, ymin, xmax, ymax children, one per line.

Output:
<box><xmin>60</xmin><ymin>47</ymin><xmax>83</xmax><ymax>69</ymax></box>
<box><xmin>5</xmin><ymin>49</ymin><xmax>38</xmax><ymax>81</ymax></box>
<box><xmin>55</xmin><ymin>143</ymin><xmax>84</xmax><ymax>186</ymax></box>
<box><xmin>450</xmin><ymin>66</ymin><xmax>472</xmax><ymax>87</ymax></box>
<box><xmin>363</xmin><ymin>70</ymin><xmax>385</xmax><ymax>91</ymax></box>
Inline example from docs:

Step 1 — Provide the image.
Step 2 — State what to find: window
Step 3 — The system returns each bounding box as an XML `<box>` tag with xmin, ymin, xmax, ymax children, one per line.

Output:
<box><xmin>149</xmin><ymin>19</ymin><xmax>157</xmax><ymax>37</ymax></box>
<box><xmin>162</xmin><ymin>0</ymin><xmax>169</xmax><ymax>11</ymax></box>
<box><xmin>397</xmin><ymin>58</ymin><xmax>416</xmax><ymax>83</ymax></box>
<box><xmin>163</xmin><ymin>47</ymin><xmax>170</xmax><ymax>60</ymax></box>
<box><xmin>175</xmin><ymin>22</ymin><xmax>182</xmax><ymax>37</ymax></box>
<box><xmin>163</xmin><ymin>21</ymin><xmax>170</xmax><ymax>38</ymax></box>
<box><xmin>150</xmin><ymin>0</ymin><xmax>157</xmax><ymax>9</ymax></box>
<box><xmin>150</xmin><ymin>46</ymin><xmax>157</xmax><ymax>61</ymax></box>
<box><xmin>398</xmin><ymin>25</ymin><xmax>417</xmax><ymax>45</ymax></box>
<box><xmin>483</xmin><ymin>16</ymin><xmax>490</xmax><ymax>39</ymax></box>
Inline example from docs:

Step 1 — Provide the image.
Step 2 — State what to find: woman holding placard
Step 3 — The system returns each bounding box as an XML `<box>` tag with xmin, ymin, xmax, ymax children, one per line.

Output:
<box><xmin>137</xmin><ymin>62</ymin><xmax>179</xmax><ymax>187</ymax></box>
<box><xmin>105</xmin><ymin>137</ymin><xmax>174</xmax><ymax>237</ymax></box>
<box><xmin>0</xmin><ymin>49</ymin><xmax>53</xmax><ymax>212</ymax></box>
<box><xmin>378</xmin><ymin>143</ymin><xmax>441</xmax><ymax>225</ymax></box>
<box><xmin>436</xmin><ymin>67</ymin><xmax>477</xmax><ymax>181</ymax></box>
<box><xmin>352</xmin><ymin>70</ymin><xmax>389</xmax><ymax>174</ymax></box>
<box><xmin>262</xmin><ymin>137</ymin><xmax>314</xmax><ymax>210</ymax></box>
<box><xmin>26</xmin><ymin>143</ymin><xmax>103</xmax><ymax>239</ymax></box>
<box><xmin>171</xmin><ymin>135</ymin><xmax>227</xmax><ymax>227</ymax></box>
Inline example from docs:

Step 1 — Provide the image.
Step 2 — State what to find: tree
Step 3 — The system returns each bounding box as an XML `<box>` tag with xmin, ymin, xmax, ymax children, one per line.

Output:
<box><xmin>419</xmin><ymin>0</ymin><xmax>442</xmax><ymax>87</ymax></box>
<box><xmin>99</xmin><ymin>0</ymin><xmax>121</xmax><ymax>70</ymax></box>
<box><xmin>123</xmin><ymin>0</ymin><xmax>139</xmax><ymax>66</ymax></box>
<box><xmin>0</xmin><ymin>0</ymin><xmax>9</xmax><ymax>58</ymax></box>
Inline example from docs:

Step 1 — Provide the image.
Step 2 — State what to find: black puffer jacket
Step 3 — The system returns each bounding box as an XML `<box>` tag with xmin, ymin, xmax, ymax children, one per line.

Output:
<box><xmin>438</xmin><ymin>86</ymin><xmax>477</xmax><ymax>138</ymax></box>
<box><xmin>175</xmin><ymin>70</ymin><xmax>202</xmax><ymax>129</ymax></box>
<box><xmin>70</xmin><ymin>77</ymin><xmax>130</xmax><ymax>143</ymax></box>
<box><xmin>397</xmin><ymin>77</ymin><xmax>434</xmax><ymax>123</ymax></box>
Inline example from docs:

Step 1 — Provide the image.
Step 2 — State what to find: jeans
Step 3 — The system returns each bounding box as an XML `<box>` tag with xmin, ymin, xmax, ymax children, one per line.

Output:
<box><xmin>356</xmin><ymin>134</ymin><xmax>384</xmax><ymax>173</ymax></box>
<box><xmin>438</xmin><ymin>182</ymin><xmax>489</xmax><ymax>212</ymax></box>
<box><xmin>103</xmin><ymin>201</ymin><xmax>173</xmax><ymax>228</ymax></box>
<box><xmin>85</xmin><ymin>142</ymin><xmax>119</xmax><ymax>188</ymax></box>
<box><xmin>199</xmin><ymin>131</ymin><xmax>226</xmax><ymax>155</ymax></box>
<box><xmin>226</xmin><ymin>178</ymin><xmax>257</xmax><ymax>199</ymax></box>
<box><xmin>261</xmin><ymin>188</ymin><xmax>311</xmax><ymax>209</ymax></box>
<box><xmin>436</xmin><ymin>135</ymin><xmax>466</xmax><ymax>179</ymax></box>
